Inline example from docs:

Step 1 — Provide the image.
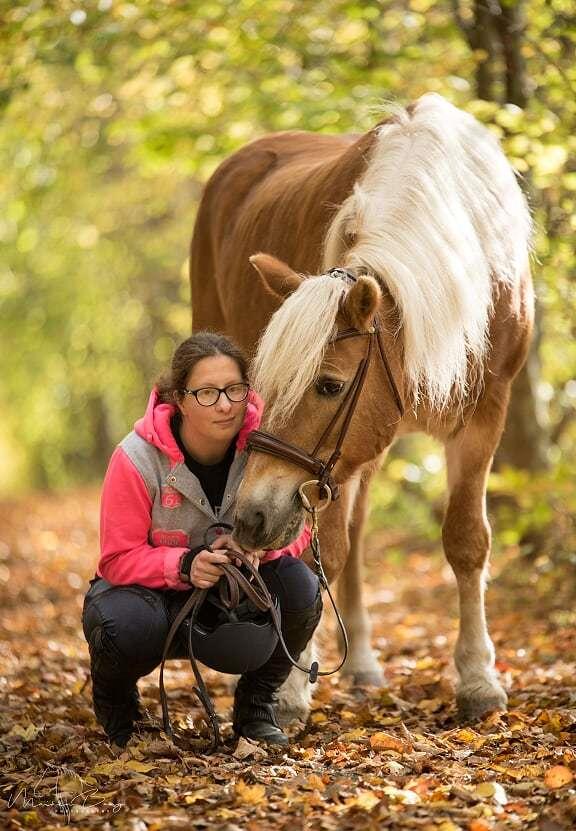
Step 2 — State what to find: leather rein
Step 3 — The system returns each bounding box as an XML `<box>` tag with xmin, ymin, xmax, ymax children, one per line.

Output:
<box><xmin>246</xmin><ymin>268</ymin><xmax>405</xmax><ymax>501</ymax></box>
<box><xmin>158</xmin><ymin>547</ymin><xmax>337</xmax><ymax>752</ymax></box>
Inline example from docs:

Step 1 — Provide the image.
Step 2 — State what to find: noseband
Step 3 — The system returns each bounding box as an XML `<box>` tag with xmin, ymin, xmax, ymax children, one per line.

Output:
<box><xmin>246</xmin><ymin>268</ymin><xmax>405</xmax><ymax>500</ymax></box>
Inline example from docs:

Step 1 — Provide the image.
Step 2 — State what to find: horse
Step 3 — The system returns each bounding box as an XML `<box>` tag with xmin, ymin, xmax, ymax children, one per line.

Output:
<box><xmin>189</xmin><ymin>93</ymin><xmax>534</xmax><ymax>724</ymax></box>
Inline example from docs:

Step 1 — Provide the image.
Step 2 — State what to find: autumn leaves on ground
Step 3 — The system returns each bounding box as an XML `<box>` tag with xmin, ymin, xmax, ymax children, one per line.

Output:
<box><xmin>1</xmin><ymin>491</ymin><xmax>575</xmax><ymax>830</ymax></box>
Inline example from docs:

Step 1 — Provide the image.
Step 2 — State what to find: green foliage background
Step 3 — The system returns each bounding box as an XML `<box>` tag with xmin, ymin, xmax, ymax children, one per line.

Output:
<box><xmin>0</xmin><ymin>0</ymin><xmax>574</xmax><ymax>555</ymax></box>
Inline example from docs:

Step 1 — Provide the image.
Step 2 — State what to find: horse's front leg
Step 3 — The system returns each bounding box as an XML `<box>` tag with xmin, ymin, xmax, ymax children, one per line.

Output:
<box><xmin>337</xmin><ymin>470</ymin><xmax>384</xmax><ymax>685</ymax></box>
<box><xmin>443</xmin><ymin>403</ymin><xmax>509</xmax><ymax>721</ymax></box>
<box><xmin>275</xmin><ymin>638</ymin><xmax>317</xmax><ymax>726</ymax></box>
<box><xmin>276</xmin><ymin>480</ymin><xmax>356</xmax><ymax>725</ymax></box>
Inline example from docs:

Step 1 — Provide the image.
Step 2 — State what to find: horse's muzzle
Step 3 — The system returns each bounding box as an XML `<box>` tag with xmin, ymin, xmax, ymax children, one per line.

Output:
<box><xmin>234</xmin><ymin>500</ymin><xmax>304</xmax><ymax>551</ymax></box>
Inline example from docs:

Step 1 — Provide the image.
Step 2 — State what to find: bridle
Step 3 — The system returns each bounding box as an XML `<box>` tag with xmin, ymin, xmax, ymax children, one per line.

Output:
<box><xmin>246</xmin><ymin>268</ymin><xmax>405</xmax><ymax>501</ymax></box>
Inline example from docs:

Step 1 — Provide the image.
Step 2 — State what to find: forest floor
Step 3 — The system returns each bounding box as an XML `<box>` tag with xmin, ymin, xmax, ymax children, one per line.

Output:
<box><xmin>0</xmin><ymin>489</ymin><xmax>575</xmax><ymax>830</ymax></box>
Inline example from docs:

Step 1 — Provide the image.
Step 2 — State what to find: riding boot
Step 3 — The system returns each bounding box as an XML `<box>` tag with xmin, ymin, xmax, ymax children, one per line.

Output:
<box><xmin>89</xmin><ymin>629</ymin><xmax>144</xmax><ymax>746</ymax></box>
<box><xmin>92</xmin><ymin>679</ymin><xmax>143</xmax><ymax>747</ymax></box>
<box><xmin>233</xmin><ymin>587</ymin><xmax>322</xmax><ymax>744</ymax></box>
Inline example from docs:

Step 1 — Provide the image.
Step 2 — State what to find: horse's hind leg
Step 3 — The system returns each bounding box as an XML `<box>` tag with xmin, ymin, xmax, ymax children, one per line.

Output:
<box><xmin>337</xmin><ymin>470</ymin><xmax>384</xmax><ymax>685</ymax></box>
<box><xmin>443</xmin><ymin>384</ymin><xmax>511</xmax><ymax>721</ymax></box>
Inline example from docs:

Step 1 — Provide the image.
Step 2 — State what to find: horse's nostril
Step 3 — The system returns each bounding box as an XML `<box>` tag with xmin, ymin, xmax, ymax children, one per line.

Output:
<box><xmin>235</xmin><ymin>510</ymin><xmax>267</xmax><ymax>546</ymax></box>
<box><xmin>252</xmin><ymin>510</ymin><xmax>265</xmax><ymax>534</ymax></box>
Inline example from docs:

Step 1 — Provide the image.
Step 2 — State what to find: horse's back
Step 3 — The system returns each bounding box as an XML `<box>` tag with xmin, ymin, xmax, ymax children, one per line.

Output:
<box><xmin>193</xmin><ymin>130</ymin><xmax>354</xmax><ymax>251</ymax></box>
<box><xmin>190</xmin><ymin>130</ymin><xmax>363</xmax><ymax>347</ymax></box>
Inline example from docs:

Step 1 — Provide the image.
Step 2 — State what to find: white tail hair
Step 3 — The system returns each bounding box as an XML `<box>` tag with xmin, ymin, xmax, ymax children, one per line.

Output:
<box><xmin>324</xmin><ymin>93</ymin><xmax>531</xmax><ymax>409</ymax></box>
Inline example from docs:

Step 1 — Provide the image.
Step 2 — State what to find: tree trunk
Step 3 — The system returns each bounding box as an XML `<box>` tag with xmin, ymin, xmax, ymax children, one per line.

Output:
<box><xmin>495</xmin><ymin>0</ymin><xmax>528</xmax><ymax>106</ymax></box>
<box><xmin>451</xmin><ymin>0</ymin><xmax>550</xmax><ymax>471</ymax></box>
<box><xmin>473</xmin><ymin>0</ymin><xmax>498</xmax><ymax>100</ymax></box>
<box><xmin>493</xmin><ymin>0</ymin><xmax>549</xmax><ymax>469</ymax></box>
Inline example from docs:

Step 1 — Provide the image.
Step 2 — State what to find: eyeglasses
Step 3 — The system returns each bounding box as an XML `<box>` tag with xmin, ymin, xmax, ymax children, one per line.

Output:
<box><xmin>181</xmin><ymin>382</ymin><xmax>250</xmax><ymax>407</ymax></box>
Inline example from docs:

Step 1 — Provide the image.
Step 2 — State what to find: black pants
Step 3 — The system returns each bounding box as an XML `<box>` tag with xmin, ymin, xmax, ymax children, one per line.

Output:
<box><xmin>82</xmin><ymin>557</ymin><xmax>322</xmax><ymax>704</ymax></box>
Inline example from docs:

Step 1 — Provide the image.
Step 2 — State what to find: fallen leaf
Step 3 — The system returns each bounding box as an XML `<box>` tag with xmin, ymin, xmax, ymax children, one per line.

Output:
<box><xmin>7</xmin><ymin>723</ymin><xmax>44</xmax><ymax>742</ymax></box>
<box><xmin>125</xmin><ymin>760</ymin><xmax>158</xmax><ymax>773</ymax></box>
<box><xmin>382</xmin><ymin>785</ymin><xmax>421</xmax><ymax>804</ymax></box>
<box><xmin>473</xmin><ymin>781</ymin><xmax>508</xmax><ymax>805</ymax></box>
<box><xmin>58</xmin><ymin>773</ymin><xmax>86</xmax><ymax>794</ymax></box>
<box><xmin>369</xmin><ymin>731</ymin><xmax>411</xmax><ymax>753</ymax></box>
<box><xmin>544</xmin><ymin>765</ymin><xmax>574</xmax><ymax>789</ymax></box>
<box><xmin>305</xmin><ymin>774</ymin><xmax>326</xmax><ymax>791</ymax></box>
<box><xmin>489</xmin><ymin>763</ymin><xmax>524</xmax><ymax>780</ymax></box>
<box><xmin>345</xmin><ymin>790</ymin><xmax>380</xmax><ymax>810</ymax></box>
<box><xmin>415</xmin><ymin>656</ymin><xmax>437</xmax><ymax>670</ymax></box>
<box><xmin>185</xmin><ymin>788</ymin><xmax>218</xmax><ymax>804</ymax></box>
<box><xmin>91</xmin><ymin>760</ymin><xmax>124</xmax><ymax>776</ymax></box>
<box><xmin>452</xmin><ymin>728</ymin><xmax>487</xmax><ymax>749</ymax></box>
<box><xmin>469</xmin><ymin>820</ymin><xmax>493</xmax><ymax>831</ymax></box>
<box><xmin>233</xmin><ymin>736</ymin><xmax>268</xmax><ymax>761</ymax></box>
<box><xmin>235</xmin><ymin>780</ymin><xmax>266</xmax><ymax>805</ymax></box>
<box><xmin>341</xmin><ymin>728</ymin><xmax>367</xmax><ymax>742</ymax></box>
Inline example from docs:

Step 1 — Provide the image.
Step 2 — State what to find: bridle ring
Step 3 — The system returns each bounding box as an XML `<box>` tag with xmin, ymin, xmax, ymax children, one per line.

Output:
<box><xmin>298</xmin><ymin>479</ymin><xmax>333</xmax><ymax>513</ymax></box>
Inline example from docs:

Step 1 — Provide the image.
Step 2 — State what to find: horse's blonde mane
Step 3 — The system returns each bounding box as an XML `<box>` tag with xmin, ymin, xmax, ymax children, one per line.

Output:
<box><xmin>324</xmin><ymin>92</ymin><xmax>532</xmax><ymax>409</ymax></box>
<box><xmin>252</xmin><ymin>93</ymin><xmax>531</xmax><ymax>425</ymax></box>
<box><xmin>252</xmin><ymin>276</ymin><xmax>347</xmax><ymax>428</ymax></box>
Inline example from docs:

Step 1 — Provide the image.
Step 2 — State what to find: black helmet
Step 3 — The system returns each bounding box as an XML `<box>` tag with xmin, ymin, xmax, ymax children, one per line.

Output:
<box><xmin>182</xmin><ymin>522</ymin><xmax>280</xmax><ymax>674</ymax></box>
<box><xmin>159</xmin><ymin>522</ymin><xmax>328</xmax><ymax>750</ymax></box>
<box><xmin>188</xmin><ymin>586</ymin><xmax>280</xmax><ymax>674</ymax></box>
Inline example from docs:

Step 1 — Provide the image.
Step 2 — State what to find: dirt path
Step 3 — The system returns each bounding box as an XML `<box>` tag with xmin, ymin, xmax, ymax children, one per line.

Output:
<box><xmin>1</xmin><ymin>490</ymin><xmax>574</xmax><ymax>830</ymax></box>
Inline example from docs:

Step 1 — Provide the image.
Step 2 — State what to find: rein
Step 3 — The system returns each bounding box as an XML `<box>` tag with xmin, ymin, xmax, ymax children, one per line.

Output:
<box><xmin>158</xmin><ymin>547</ymin><xmax>343</xmax><ymax>752</ymax></box>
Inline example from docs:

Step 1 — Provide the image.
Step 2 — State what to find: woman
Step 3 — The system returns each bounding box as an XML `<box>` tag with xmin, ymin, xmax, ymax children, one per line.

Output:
<box><xmin>82</xmin><ymin>332</ymin><xmax>321</xmax><ymax>748</ymax></box>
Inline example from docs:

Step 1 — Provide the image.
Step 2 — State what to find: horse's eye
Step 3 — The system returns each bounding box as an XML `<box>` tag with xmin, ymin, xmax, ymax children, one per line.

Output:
<box><xmin>315</xmin><ymin>379</ymin><xmax>345</xmax><ymax>397</ymax></box>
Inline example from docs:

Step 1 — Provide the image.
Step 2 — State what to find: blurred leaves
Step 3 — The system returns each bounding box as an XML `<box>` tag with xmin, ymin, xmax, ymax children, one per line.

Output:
<box><xmin>2</xmin><ymin>489</ymin><xmax>576</xmax><ymax>829</ymax></box>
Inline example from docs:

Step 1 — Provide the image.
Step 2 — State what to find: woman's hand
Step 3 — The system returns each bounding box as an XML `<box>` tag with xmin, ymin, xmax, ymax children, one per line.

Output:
<box><xmin>211</xmin><ymin>534</ymin><xmax>263</xmax><ymax>571</ymax></box>
<box><xmin>189</xmin><ymin>548</ymin><xmax>231</xmax><ymax>589</ymax></box>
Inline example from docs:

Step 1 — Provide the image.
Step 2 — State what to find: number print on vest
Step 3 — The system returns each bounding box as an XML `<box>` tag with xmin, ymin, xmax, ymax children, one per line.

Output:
<box><xmin>161</xmin><ymin>486</ymin><xmax>182</xmax><ymax>509</ymax></box>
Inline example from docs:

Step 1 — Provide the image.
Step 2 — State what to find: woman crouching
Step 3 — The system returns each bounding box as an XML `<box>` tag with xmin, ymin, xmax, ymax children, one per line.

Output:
<box><xmin>82</xmin><ymin>332</ymin><xmax>322</xmax><ymax>747</ymax></box>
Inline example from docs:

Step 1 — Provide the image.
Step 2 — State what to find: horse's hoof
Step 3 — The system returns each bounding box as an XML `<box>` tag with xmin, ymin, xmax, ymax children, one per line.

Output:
<box><xmin>456</xmin><ymin>684</ymin><xmax>507</xmax><ymax>722</ymax></box>
<box><xmin>276</xmin><ymin>700</ymin><xmax>311</xmax><ymax>727</ymax></box>
<box><xmin>276</xmin><ymin>675</ymin><xmax>312</xmax><ymax>726</ymax></box>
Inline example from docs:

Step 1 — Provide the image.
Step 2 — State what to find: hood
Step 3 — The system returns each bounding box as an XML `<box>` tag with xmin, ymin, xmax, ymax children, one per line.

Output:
<box><xmin>134</xmin><ymin>387</ymin><xmax>264</xmax><ymax>465</ymax></box>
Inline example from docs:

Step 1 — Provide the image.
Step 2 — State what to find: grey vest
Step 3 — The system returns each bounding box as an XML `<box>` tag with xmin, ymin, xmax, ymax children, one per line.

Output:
<box><xmin>120</xmin><ymin>431</ymin><xmax>247</xmax><ymax>550</ymax></box>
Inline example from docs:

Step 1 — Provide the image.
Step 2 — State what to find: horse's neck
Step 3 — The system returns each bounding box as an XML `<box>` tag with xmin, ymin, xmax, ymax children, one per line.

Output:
<box><xmin>314</xmin><ymin>128</ymin><xmax>379</xmax><ymax>207</ymax></box>
<box><xmin>268</xmin><ymin>129</ymin><xmax>380</xmax><ymax>275</ymax></box>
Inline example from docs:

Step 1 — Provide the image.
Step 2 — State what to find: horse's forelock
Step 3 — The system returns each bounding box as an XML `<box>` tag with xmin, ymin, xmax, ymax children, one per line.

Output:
<box><xmin>251</xmin><ymin>276</ymin><xmax>348</xmax><ymax>429</ymax></box>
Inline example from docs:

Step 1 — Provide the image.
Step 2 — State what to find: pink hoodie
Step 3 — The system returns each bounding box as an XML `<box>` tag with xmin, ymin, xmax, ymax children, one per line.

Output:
<box><xmin>98</xmin><ymin>388</ymin><xmax>311</xmax><ymax>590</ymax></box>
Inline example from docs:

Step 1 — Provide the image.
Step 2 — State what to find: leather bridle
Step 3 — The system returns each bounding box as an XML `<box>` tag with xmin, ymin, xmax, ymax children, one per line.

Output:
<box><xmin>246</xmin><ymin>269</ymin><xmax>405</xmax><ymax>500</ymax></box>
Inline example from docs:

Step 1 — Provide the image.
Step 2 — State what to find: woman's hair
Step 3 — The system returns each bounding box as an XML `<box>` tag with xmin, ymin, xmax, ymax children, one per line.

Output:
<box><xmin>156</xmin><ymin>331</ymin><xmax>248</xmax><ymax>404</ymax></box>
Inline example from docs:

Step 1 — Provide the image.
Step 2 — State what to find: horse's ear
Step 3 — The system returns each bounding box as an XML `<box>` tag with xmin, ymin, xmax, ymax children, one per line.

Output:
<box><xmin>249</xmin><ymin>253</ymin><xmax>302</xmax><ymax>300</ymax></box>
<box><xmin>340</xmin><ymin>275</ymin><xmax>382</xmax><ymax>332</ymax></box>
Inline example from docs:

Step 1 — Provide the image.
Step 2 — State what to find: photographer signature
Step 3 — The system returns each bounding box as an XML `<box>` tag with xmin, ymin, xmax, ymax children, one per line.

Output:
<box><xmin>8</xmin><ymin>764</ymin><xmax>125</xmax><ymax>823</ymax></box>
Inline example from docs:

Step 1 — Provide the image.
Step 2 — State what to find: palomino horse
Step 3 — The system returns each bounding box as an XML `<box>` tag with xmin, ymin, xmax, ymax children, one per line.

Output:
<box><xmin>190</xmin><ymin>93</ymin><xmax>533</xmax><ymax>723</ymax></box>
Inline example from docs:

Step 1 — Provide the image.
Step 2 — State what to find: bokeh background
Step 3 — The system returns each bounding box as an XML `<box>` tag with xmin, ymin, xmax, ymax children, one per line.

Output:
<box><xmin>1</xmin><ymin>0</ymin><xmax>574</xmax><ymax>583</ymax></box>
